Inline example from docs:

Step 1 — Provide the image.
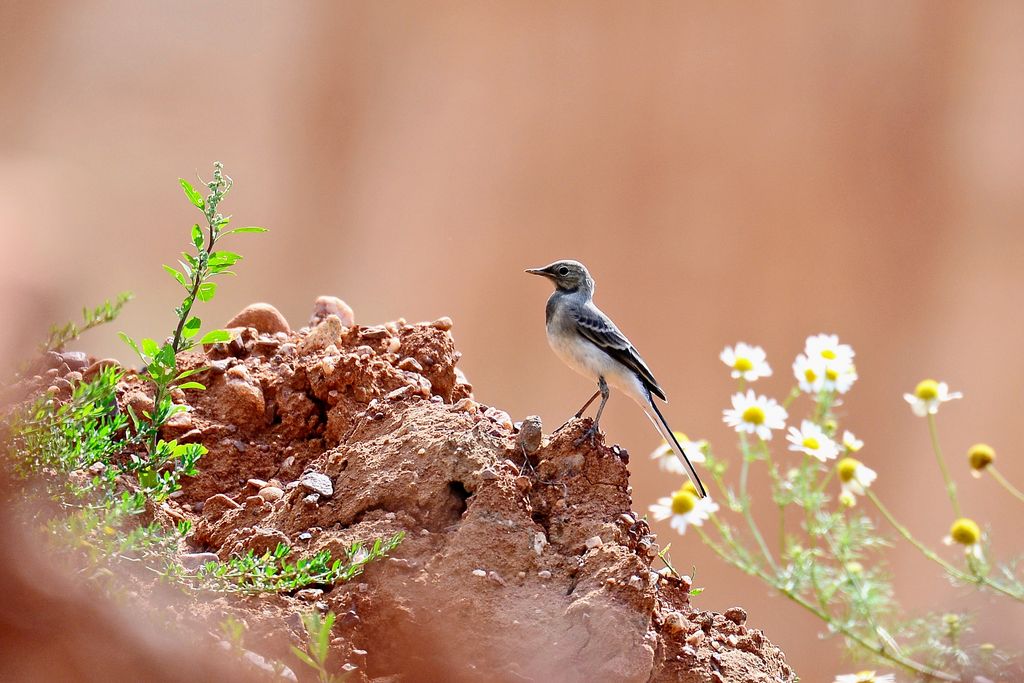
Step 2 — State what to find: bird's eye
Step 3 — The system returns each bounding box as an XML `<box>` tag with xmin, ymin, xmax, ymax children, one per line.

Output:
<box><xmin>558</xmin><ymin>267</ymin><xmax>569</xmax><ymax>276</ymax></box>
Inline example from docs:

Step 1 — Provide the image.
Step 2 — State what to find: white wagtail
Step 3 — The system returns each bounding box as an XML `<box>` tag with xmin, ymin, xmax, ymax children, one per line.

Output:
<box><xmin>526</xmin><ymin>259</ymin><xmax>706</xmax><ymax>497</ymax></box>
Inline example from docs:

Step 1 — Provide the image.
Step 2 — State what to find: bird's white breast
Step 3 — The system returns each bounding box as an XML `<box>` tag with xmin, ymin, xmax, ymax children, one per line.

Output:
<box><xmin>545</xmin><ymin>319</ymin><xmax>648</xmax><ymax>405</ymax></box>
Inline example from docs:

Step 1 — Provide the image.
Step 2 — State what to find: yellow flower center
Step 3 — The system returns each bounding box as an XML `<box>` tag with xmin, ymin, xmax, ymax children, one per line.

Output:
<box><xmin>825</xmin><ymin>368</ymin><xmax>838</xmax><ymax>381</ymax></box>
<box><xmin>803</xmin><ymin>368</ymin><xmax>817</xmax><ymax>382</ymax></box>
<box><xmin>949</xmin><ymin>518</ymin><xmax>981</xmax><ymax>546</ymax></box>
<box><xmin>741</xmin><ymin>405</ymin><xmax>765</xmax><ymax>425</ymax></box>
<box><xmin>671</xmin><ymin>490</ymin><xmax>697</xmax><ymax>515</ymax></box>
<box><xmin>837</xmin><ymin>457</ymin><xmax>859</xmax><ymax>482</ymax></box>
<box><xmin>821</xmin><ymin>349</ymin><xmax>837</xmax><ymax>360</ymax></box>
<box><xmin>802</xmin><ymin>437</ymin><xmax>820</xmax><ymax>451</ymax></box>
<box><xmin>681</xmin><ymin>481</ymin><xmax>699</xmax><ymax>496</ymax></box>
<box><xmin>915</xmin><ymin>379</ymin><xmax>940</xmax><ymax>400</ymax></box>
<box><xmin>967</xmin><ymin>443</ymin><xmax>995</xmax><ymax>471</ymax></box>
<box><xmin>733</xmin><ymin>357</ymin><xmax>753</xmax><ymax>372</ymax></box>
<box><xmin>854</xmin><ymin>673</ymin><xmax>877</xmax><ymax>683</ymax></box>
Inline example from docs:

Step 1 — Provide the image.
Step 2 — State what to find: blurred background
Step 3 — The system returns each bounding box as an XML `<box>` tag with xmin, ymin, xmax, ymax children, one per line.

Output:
<box><xmin>2</xmin><ymin>0</ymin><xmax>1023</xmax><ymax>676</ymax></box>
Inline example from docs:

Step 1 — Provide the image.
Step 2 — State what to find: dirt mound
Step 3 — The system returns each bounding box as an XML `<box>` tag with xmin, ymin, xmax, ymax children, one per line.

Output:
<box><xmin>22</xmin><ymin>301</ymin><xmax>795</xmax><ymax>682</ymax></box>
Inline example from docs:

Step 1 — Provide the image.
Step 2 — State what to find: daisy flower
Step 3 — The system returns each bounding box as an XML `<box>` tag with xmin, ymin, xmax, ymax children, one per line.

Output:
<box><xmin>723</xmin><ymin>390</ymin><xmax>788</xmax><ymax>440</ymax></box>
<box><xmin>966</xmin><ymin>443</ymin><xmax>995</xmax><ymax>478</ymax></box>
<box><xmin>842</xmin><ymin>430</ymin><xmax>864</xmax><ymax>453</ymax></box>
<box><xmin>650</xmin><ymin>431</ymin><xmax>706</xmax><ymax>475</ymax></box>
<box><xmin>798</xmin><ymin>334</ymin><xmax>858</xmax><ymax>394</ymax></box>
<box><xmin>834</xmin><ymin>672</ymin><xmax>895</xmax><ymax>683</ymax></box>
<box><xmin>792</xmin><ymin>353</ymin><xmax>823</xmax><ymax>394</ymax></box>
<box><xmin>903</xmin><ymin>379</ymin><xmax>962</xmax><ymax>417</ymax></box>
<box><xmin>719</xmin><ymin>342</ymin><xmax>772</xmax><ymax>381</ymax></box>
<box><xmin>944</xmin><ymin>517</ymin><xmax>983</xmax><ymax>561</ymax></box>
<box><xmin>836</xmin><ymin>457</ymin><xmax>876</xmax><ymax>506</ymax></box>
<box><xmin>786</xmin><ymin>420</ymin><xmax>839</xmax><ymax>462</ymax></box>
<box><xmin>805</xmin><ymin>333</ymin><xmax>854</xmax><ymax>366</ymax></box>
<box><xmin>649</xmin><ymin>484</ymin><xmax>719</xmax><ymax>535</ymax></box>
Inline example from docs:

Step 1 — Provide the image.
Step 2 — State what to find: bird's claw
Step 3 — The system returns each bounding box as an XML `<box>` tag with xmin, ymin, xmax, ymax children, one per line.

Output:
<box><xmin>573</xmin><ymin>423</ymin><xmax>601</xmax><ymax>448</ymax></box>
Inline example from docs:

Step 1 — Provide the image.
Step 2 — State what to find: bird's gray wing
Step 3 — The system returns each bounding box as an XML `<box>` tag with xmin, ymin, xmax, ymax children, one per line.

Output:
<box><xmin>574</xmin><ymin>304</ymin><xmax>667</xmax><ymax>401</ymax></box>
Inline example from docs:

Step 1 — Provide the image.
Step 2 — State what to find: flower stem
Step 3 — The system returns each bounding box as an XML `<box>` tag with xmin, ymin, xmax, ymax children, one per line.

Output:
<box><xmin>739</xmin><ymin>433</ymin><xmax>777</xmax><ymax>571</ymax></box>
<box><xmin>988</xmin><ymin>466</ymin><xmax>1024</xmax><ymax>504</ymax></box>
<box><xmin>927</xmin><ymin>413</ymin><xmax>961</xmax><ymax>517</ymax></box>
<box><xmin>867</xmin><ymin>490</ymin><xmax>1024</xmax><ymax>604</ymax></box>
<box><xmin>694</xmin><ymin>524</ymin><xmax>956</xmax><ymax>682</ymax></box>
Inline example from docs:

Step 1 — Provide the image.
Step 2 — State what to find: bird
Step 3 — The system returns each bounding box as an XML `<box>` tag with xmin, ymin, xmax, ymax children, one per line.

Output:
<box><xmin>526</xmin><ymin>259</ymin><xmax>706</xmax><ymax>497</ymax></box>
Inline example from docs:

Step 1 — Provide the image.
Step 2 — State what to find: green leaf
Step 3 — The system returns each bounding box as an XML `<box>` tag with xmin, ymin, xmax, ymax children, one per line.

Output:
<box><xmin>119</xmin><ymin>332</ymin><xmax>141</xmax><ymax>358</ymax></box>
<box><xmin>179</xmin><ymin>178</ymin><xmax>205</xmax><ymax>209</ymax></box>
<box><xmin>138</xmin><ymin>469</ymin><xmax>158</xmax><ymax>489</ymax></box>
<box><xmin>191</xmin><ymin>224</ymin><xmax>204</xmax><ymax>250</ymax></box>
<box><xmin>226</xmin><ymin>226</ymin><xmax>267</xmax><ymax>234</ymax></box>
<box><xmin>689</xmin><ymin>587</ymin><xmax>705</xmax><ymax>596</ymax></box>
<box><xmin>162</xmin><ymin>264</ymin><xmax>187</xmax><ymax>288</ymax></box>
<box><xmin>176</xmin><ymin>381</ymin><xmax>206</xmax><ymax>391</ymax></box>
<box><xmin>208</xmin><ymin>250</ymin><xmax>242</xmax><ymax>267</ymax></box>
<box><xmin>175</xmin><ymin>366</ymin><xmax>205</xmax><ymax>381</ymax></box>
<box><xmin>289</xmin><ymin>646</ymin><xmax>317</xmax><ymax>670</ymax></box>
<box><xmin>182</xmin><ymin>316</ymin><xmax>201</xmax><ymax>339</ymax></box>
<box><xmin>141</xmin><ymin>337</ymin><xmax>160</xmax><ymax>359</ymax></box>
<box><xmin>199</xmin><ymin>329</ymin><xmax>232</xmax><ymax>345</ymax></box>
<box><xmin>197</xmin><ymin>282</ymin><xmax>217</xmax><ymax>302</ymax></box>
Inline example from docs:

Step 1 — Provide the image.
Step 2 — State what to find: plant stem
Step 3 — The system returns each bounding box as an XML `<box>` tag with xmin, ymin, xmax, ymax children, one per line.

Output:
<box><xmin>695</xmin><ymin>525</ymin><xmax>956</xmax><ymax>681</ymax></box>
<box><xmin>927</xmin><ymin>413</ymin><xmax>961</xmax><ymax>517</ymax></box>
<box><xmin>988</xmin><ymin>466</ymin><xmax>1024</xmax><ymax>504</ymax></box>
<box><xmin>739</xmin><ymin>433</ymin><xmax>777</xmax><ymax>571</ymax></box>
<box><xmin>867</xmin><ymin>490</ymin><xmax>1024</xmax><ymax>604</ymax></box>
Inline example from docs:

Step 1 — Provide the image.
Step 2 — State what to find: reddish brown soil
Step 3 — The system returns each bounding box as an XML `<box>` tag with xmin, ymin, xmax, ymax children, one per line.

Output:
<box><xmin>14</xmin><ymin>302</ymin><xmax>795</xmax><ymax>683</ymax></box>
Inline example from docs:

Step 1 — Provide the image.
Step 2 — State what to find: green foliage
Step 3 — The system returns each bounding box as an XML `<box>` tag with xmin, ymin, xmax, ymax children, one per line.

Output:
<box><xmin>7</xmin><ymin>367</ymin><xmax>194</xmax><ymax>563</ymax></box>
<box><xmin>42</xmin><ymin>291</ymin><xmax>133</xmax><ymax>353</ymax></box>
<box><xmin>120</xmin><ymin>162</ymin><xmax>266</xmax><ymax>460</ymax></box>
<box><xmin>291</xmin><ymin>611</ymin><xmax>351</xmax><ymax>683</ymax></box>
<box><xmin>178</xmin><ymin>533</ymin><xmax>405</xmax><ymax>595</ymax></box>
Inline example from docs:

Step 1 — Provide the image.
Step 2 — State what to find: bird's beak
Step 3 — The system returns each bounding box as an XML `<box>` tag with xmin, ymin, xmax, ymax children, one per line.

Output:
<box><xmin>525</xmin><ymin>267</ymin><xmax>550</xmax><ymax>277</ymax></box>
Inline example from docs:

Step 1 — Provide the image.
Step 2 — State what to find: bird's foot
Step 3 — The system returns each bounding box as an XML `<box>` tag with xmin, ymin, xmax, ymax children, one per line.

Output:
<box><xmin>573</xmin><ymin>422</ymin><xmax>602</xmax><ymax>448</ymax></box>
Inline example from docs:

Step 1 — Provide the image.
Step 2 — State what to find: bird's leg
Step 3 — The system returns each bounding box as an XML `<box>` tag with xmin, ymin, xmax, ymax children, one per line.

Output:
<box><xmin>575</xmin><ymin>377</ymin><xmax>609</xmax><ymax>447</ymax></box>
<box><xmin>553</xmin><ymin>390</ymin><xmax>601</xmax><ymax>433</ymax></box>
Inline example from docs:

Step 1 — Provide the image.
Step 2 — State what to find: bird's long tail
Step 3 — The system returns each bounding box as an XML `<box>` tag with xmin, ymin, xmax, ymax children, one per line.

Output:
<box><xmin>642</xmin><ymin>395</ymin><xmax>708</xmax><ymax>498</ymax></box>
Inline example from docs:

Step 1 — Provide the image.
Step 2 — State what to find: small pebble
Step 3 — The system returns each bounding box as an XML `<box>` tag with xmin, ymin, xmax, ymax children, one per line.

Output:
<box><xmin>723</xmin><ymin>606</ymin><xmax>748</xmax><ymax>626</ymax></box>
<box><xmin>246</xmin><ymin>478</ymin><xmax>268</xmax><ymax>489</ymax></box>
<box><xmin>299</xmin><ymin>472</ymin><xmax>334</xmax><ymax>497</ymax></box>
<box><xmin>686</xmin><ymin>630</ymin><xmax>705</xmax><ymax>647</ymax></box>
<box><xmin>518</xmin><ymin>415</ymin><xmax>543</xmax><ymax>455</ymax></box>
<box><xmin>663</xmin><ymin>611</ymin><xmax>686</xmax><ymax>634</ymax></box>
<box><xmin>298</xmin><ymin>532</ymin><xmax>312</xmax><ymax>541</ymax></box>
<box><xmin>180</xmin><ymin>552</ymin><xmax>220</xmax><ymax>571</ymax></box>
<box><xmin>225</xmin><ymin>302</ymin><xmax>290</xmax><ymax>335</ymax></box>
<box><xmin>258</xmin><ymin>486</ymin><xmax>284</xmax><ymax>502</ymax></box>
<box><xmin>537</xmin><ymin>570</ymin><xmax>552</xmax><ymax>579</ymax></box>
<box><xmin>296</xmin><ymin>588</ymin><xmax>324</xmax><ymax>602</ymax></box>
<box><xmin>472</xmin><ymin>569</ymin><xmax>487</xmax><ymax>577</ymax></box>
<box><xmin>585</xmin><ymin>536</ymin><xmax>603</xmax><ymax>550</ymax></box>
<box><xmin>309</xmin><ymin>295</ymin><xmax>354</xmax><ymax>327</ymax></box>
<box><xmin>303</xmin><ymin>493</ymin><xmax>320</xmax><ymax>506</ymax></box>
<box><xmin>431</xmin><ymin>316</ymin><xmax>453</xmax><ymax>331</ymax></box>
<box><xmin>479</xmin><ymin>468</ymin><xmax>498</xmax><ymax>481</ymax></box>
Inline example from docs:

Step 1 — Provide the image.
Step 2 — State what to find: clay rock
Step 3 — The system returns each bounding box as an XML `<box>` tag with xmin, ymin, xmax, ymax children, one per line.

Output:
<box><xmin>310</xmin><ymin>295</ymin><xmax>355</xmax><ymax>327</ymax></box>
<box><xmin>299</xmin><ymin>315</ymin><xmax>345</xmax><ymax>354</ymax></box>
<box><xmin>225</xmin><ymin>303</ymin><xmax>290</xmax><ymax>336</ymax></box>
<box><xmin>208</xmin><ymin>365</ymin><xmax>265</xmax><ymax>431</ymax></box>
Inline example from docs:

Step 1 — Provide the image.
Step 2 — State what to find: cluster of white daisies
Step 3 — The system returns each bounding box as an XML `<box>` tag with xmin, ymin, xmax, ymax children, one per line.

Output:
<box><xmin>649</xmin><ymin>334</ymin><xmax>965</xmax><ymax>532</ymax></box>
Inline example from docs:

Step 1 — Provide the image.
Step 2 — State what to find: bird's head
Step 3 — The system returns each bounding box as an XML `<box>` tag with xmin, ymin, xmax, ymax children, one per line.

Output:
<box><xmin>525</xmin><ymin>260</ymin><xmax>594</xmax><ymax>294</ymax></box>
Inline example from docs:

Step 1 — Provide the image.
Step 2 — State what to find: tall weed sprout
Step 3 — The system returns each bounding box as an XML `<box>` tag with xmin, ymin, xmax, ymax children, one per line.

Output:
<box><xmin>649</xmin><ymin>335</ymin><xmax>1023</xmax><ymax>682</ymax></box>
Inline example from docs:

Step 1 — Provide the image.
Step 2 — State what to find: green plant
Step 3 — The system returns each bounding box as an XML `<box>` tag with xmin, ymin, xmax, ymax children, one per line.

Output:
<box><xmin>291</xmin><ymin>611</ymin><xmax>350</xmax><ymax>683</ymax></box>
<box><xmin>120</xmin><ymin>161</ymin><xmax>265</xmax><ymax>465</ymax></box>
<box><xmin>42</xmin><ymin>291</ymin><xmax>134</xmax><ymax>353</ymax></box>
<box><xmin>177</xmin><ymin>534</ymin><xmax>405</xmax><ymax>595</ymax></box>
<box><xmin>648</xmin><ymin>335</ymin><xmax>1022</xmax><ymax>682</ymax></box>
